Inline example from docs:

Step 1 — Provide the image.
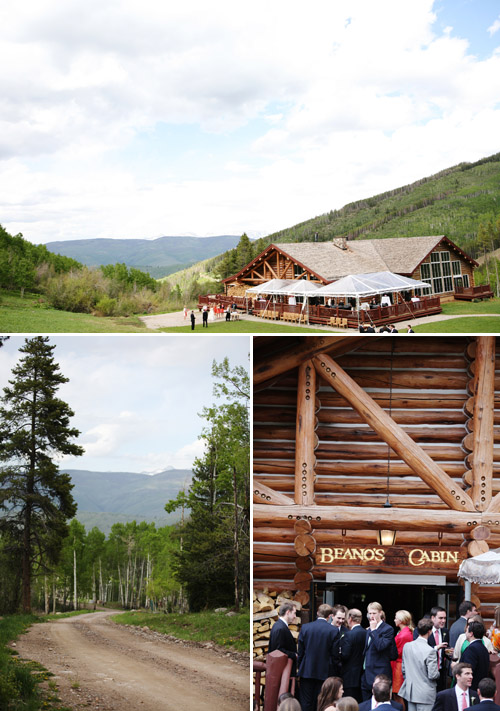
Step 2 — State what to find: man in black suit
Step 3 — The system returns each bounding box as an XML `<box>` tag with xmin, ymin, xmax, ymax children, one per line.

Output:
<box><xmin>268</xmin><ymin>601</ymin><xmax>298</xmax><ymax>676</ymax></box>
<box><xmin>358</xmin><ymin>675</ymin><xmax>403</xmax><ymax>711</ymax></box>
<box><xmin>432</xmin><ymin>663</ymin><xmax>477</xmax><ymax>711</ymax></box>
<box><xmin>460</xmin><ymin>620</ymin><xmax>491</xmax><ymax>692</ymax></box>
<box><xmin>426</xmin><ymin>606</ymin><xmax>450</xmax><ymax>692</ymax></box>
<box><xmin>298</xmin><ymin>603</ymin><xmax>339</xmax><ymax>711</ymax></box>
<box><xmin>331</xmin><ymin>604</ymin><xmax>348</xmax><ymax>677</ymax></box>
<box><xmin>342</xmin><ymin>608</ymin><xmax>367</xmax><ymax>702</ymax></box>
<box><xmin>465</xmin><ymin>678</ymin><xmax>500</xmax><ymax>711</ymax></box>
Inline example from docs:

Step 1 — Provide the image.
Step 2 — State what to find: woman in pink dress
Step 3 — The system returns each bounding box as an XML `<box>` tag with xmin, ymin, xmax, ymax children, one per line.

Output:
<box><xmin>392</xmin><ymin>610</ymin><xmax>414</xmax><ymax>705</ymax></box>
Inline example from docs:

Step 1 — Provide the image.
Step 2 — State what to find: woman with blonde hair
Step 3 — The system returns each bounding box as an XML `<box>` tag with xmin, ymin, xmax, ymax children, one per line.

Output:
<box><xmin>392</xmin><ymin>610</ymin><xmax>414</xmax><ymax>703</ymax></box>
<box><xmin>336</xmin><ymin>697</ymin><xmax>359</xmax><ymax>711</ymax></box>
<box><xmin>317</xmin><ymin>676</ymin><xmax>344</xmax><ymax>711</ymax></box>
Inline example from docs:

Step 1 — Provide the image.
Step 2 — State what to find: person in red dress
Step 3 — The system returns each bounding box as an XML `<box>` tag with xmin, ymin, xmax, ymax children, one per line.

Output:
<box><xmin>392</xmin><ymin>610</ymin><xmax>414</xmax><ymax>707</ymax></box>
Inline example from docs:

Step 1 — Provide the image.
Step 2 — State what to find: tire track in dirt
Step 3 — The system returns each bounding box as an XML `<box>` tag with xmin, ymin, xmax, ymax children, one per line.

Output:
<box><xmin>14</xmin><ymin>610</ymin><xmax>249</xmax><ymax>711</ymax></box>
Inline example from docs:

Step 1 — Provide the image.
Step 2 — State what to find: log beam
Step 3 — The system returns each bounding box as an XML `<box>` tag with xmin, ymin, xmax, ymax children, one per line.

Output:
<box><xmin>253</xmin><ymin>336</ymin><xmax>367</xmax><ymax>385</ymax></box>
<box><xmin>312</xmin><ymin>353</ymin><xmax>476</xmax><ymax>512</ymax></box>
<box><xmin>295</xmin><ymin>361</ymin><xmax>317</xmax><ymax>505</ymax></box>
<box><xmin>253</xmin><ymin>482</ymin><xmax>295</xmax><ymax>506</ymax></box>
<box><xmin>254</xmin><ymin>503</ymin><xmax>500</xmax><ymax>533</ymax></box>
<box><xmin>471</xmin><ymin>337</ymin><xmax>496</xmax><ymax>511</ymax></box>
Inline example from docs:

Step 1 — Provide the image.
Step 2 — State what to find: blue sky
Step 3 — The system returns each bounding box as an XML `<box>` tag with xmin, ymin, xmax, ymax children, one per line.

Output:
<box><xmin>0</xmin><ymin>336</ymin><xmax>249</xmax><ymax>473</ymax></box>
<box><xmin>0</xmin><ymin>0</ymin><xmax>499</xmax><ymax>244</ymax></box>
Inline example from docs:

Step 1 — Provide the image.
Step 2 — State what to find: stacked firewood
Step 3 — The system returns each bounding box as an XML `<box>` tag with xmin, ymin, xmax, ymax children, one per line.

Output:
<box><xmin>253</xmin><ymin>589</ymin><xmax>302</xmax><ymax>659</ymax></box>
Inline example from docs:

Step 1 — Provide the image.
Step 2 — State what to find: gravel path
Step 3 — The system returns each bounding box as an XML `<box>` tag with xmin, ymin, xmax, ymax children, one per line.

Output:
<box><xmin>13</xmin><ymin>610</ymin><xmax>249</xmax><ymax>711</ymax></box>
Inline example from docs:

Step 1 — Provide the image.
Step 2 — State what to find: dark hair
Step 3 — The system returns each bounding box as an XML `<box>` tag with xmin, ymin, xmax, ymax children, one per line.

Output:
<box><xmin>467</xmin><ymin>620</ymin><xmax>485</xmax><ymax>639</ymax></box>
<box><xmin>317</xmin><ymin>677</ymin><xmax>343</xmax><ymax>711</ymax></box>
<box><xmin>478</xmin><ymin>678</ymin><xmax>496</xmax><ymax>699</ymax></box>
<box><xmin>278</xmin><ymin>692</ymin><xmax>295</xmax><ymax>705</ymax></box>
<box><xmin>453</xmin><ymin>662</ymin><xmax>473</xmax><ymax>679</ymax></box>
<box><xmin>430</xmin><ymin>606</ymin><xmax>446</xmax><ymax>618</ymax></box>
<box><xmin>373</xmin><ymin>678</ymin><xmax>391</xmax><ymax>702</ymax></box>
<box><xmin>459</xmin><ymin>601</ymin><xmax>474</xmax><ymax>617</ymax></box>
<box><xmin>417</xmin><ymin>618</ymin><xmax>433</xmax><ymax>636</ymax></box>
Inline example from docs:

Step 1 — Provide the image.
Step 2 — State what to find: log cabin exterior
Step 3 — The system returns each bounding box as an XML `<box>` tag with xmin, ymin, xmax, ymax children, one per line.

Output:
<box><xmin>225</xmin><ymin>235</ymin><xmax>484</xmax><ymax>301</ymax></box>
<box><xmin>253</xmin><ymin>335</ymin><xmax>500</xmax><ymax>630</ymax></box>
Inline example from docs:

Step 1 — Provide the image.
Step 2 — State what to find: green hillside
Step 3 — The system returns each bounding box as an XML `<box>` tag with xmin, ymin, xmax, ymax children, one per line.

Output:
<box><xmin>263</xmin><ymin>152</ymin><xmax>500</xmax><ymax>259</ymax></box>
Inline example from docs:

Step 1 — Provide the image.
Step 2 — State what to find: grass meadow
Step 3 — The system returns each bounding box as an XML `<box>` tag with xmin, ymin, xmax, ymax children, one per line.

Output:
<box><xmin>1</xmin><ymin>288</ymin><xmax>499</xmax><ymax>334</ymax></box>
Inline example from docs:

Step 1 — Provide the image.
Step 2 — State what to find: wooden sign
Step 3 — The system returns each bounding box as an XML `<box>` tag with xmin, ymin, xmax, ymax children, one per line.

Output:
<box><xmin>315</xmin><ymin>545</ymin><xmax>467</xmax><ymax>570</ymax></box>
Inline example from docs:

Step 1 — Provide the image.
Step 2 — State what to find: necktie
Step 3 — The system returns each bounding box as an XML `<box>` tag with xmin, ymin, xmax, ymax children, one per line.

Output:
<box><xmin>434</xmin><ymin>630</ymin><xmax>440</xmax><ymax>668</ymax></box>
<box><xmin>462</xmin><ymin>692</ymin><xmax>468</xmax><ymax>711</ymax></box>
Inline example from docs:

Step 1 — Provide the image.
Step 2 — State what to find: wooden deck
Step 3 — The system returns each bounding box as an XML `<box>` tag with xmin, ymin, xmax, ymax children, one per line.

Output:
<box><xmin>454</xmin><ymin>284</ymin><xmax>494</xmax><ymax>301</ymax></box>
<box><xmin>198</xmin><ymin>294</ymin><xmax>442</xmax><ymax>328</ymax></box>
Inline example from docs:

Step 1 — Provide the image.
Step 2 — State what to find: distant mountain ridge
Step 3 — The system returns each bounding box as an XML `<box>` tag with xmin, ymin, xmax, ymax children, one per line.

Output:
<box><xmin>64</xmin><ymin>468</ymin><xmax>192</xmax><ymax>533</ymax></box>
<box><xmin>44</xmin><ymin>235</ymin><xmax>241</xmax><ymax>278</ymax></box>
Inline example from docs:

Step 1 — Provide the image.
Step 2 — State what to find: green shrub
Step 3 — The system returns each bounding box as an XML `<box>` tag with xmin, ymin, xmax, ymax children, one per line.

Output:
<box><xmin>95</xmin><ymin>295</ymin><xmax>117</xmax><ymax>316</ymax></box>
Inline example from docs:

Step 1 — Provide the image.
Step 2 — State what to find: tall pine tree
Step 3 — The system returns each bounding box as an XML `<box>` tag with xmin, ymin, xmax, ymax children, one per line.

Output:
<box><xmin>165</xmin><ymin>357</ymin><xmax>249</xmax><ymax>611</ymax></box>
<box><xmin>0</xmin><ymin>337</ymin><xmax>83</xmax><ymax>612</ymax></box>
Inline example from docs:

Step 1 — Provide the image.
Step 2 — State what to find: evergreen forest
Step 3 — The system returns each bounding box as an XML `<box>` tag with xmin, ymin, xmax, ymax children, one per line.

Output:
<box><xmin>0</xmin><ymin>338</ymin><xmax>249</xmax><ymax>615</ymax></box>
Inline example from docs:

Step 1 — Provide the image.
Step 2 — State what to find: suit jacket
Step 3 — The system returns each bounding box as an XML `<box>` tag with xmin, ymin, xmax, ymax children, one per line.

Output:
<box><xmin>399</xmin><ymin>637</ymin><xmax>440</xmax><ymax>704</ymax></box>
<box><xmin>427</xmin><ymin>627</ymin><xmax>450</xmax><ymax>686</ymax></box>
<box><xmin>432</xmin><ymin>687</ymin><xmax>478</xmax><ymax>711</ymax></box>
<box><xmin>363</xmin><ymin>620</ymin><xmax>396</xmax><ymax>686</ymax></box>
<box><xmin>460</xmin><ymin>639</ymin><xmax>491</xmax><ymax>691</ymax></box>
<box><xmin>342</xmin><ymin>624</ymin><xmax>368</xmax><ymax>687</ymax></box>
<box><xmin>268</xmin><ymin>618</ymin><xmax>297</xmax><ymax>675</ymax></box>
<box><xmin>358</xmin><ymin>700</ymin><xmax>403</xmax><ymax>711</ymax></box>
<box><xmin>465</xmin><ymin>702</ymin><xmax>500</xmax><ymax>711</ymax></box>
<box><xmin>449</xmin><ymin>618</ymin><xmax>468</xmax><ymax>649</ymax></box>
<box><xmin>298</xmin><ymin>618</ymin><xmax>339</xmax><ymax>681</ymax></box>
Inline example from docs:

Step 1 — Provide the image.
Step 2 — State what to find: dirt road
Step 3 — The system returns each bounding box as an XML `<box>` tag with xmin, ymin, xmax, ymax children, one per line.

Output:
<box><xmin>14</xmin><ymin>610</ymin><xmax>249</xmax><ymax>711</ymax></box>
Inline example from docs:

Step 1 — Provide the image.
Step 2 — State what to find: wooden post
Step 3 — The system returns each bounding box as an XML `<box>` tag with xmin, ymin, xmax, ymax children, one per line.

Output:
<box><xmin>312</xmin><ymin>353</ymin><xmax>476</xmax><ymax>512</ymax></box>
<box><xmin>295</xmin><ymin>360</ymin><xmax>317</xmax><ymax>505</ymax></box>
<box><xmin>471</xmin><ymin>337</ymin><xmax>496</xmax><ymax>510</ymax></box>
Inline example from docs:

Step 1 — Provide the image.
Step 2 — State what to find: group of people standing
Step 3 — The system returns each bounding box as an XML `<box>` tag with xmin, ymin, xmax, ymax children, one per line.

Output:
<box><xmin>267</xmin><ymin>600</ymin><xmax>500</xmax><ymax>711</ymax></box>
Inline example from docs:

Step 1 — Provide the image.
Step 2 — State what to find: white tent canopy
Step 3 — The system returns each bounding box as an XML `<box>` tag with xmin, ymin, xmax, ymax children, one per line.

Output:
<box><xmin>314</xmin><ymin>271</ymin><xmax>432</xmax><ymax>298</ymax></box>
<box><xmin>283</xmin><ymin>280</ymin><xmax>322</xmax><ymax>296</ymax></box>
<box><xmin>245</xmin><ymin>279</ymin><xmax>296</xmax><ymax>295</ymax></box>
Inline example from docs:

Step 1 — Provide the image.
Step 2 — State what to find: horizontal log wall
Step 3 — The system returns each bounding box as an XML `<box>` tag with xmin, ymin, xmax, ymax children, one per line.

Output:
<box><xmin>253</xmin><ymin>336</ymin><xmax>500</xmax><ymax>618</ymax></box>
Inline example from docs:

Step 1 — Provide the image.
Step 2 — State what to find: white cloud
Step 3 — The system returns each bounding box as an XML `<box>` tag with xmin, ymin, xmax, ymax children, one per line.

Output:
<box><xmin>488</xmin><ymin>17</ymin><xmax>500</xmax><ymax>36</ymax></box>
<box><xmin>1</xmin><ymin>0</ymin><xmax>500</xmax><ymax>241</ymax></box>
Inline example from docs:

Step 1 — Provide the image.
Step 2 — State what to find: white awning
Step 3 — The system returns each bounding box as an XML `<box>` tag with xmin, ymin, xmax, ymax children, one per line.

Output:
<box><xmin>314</xmin><ymin>271</ymin><xmax>432</xmax><ymax>298</ymax></box>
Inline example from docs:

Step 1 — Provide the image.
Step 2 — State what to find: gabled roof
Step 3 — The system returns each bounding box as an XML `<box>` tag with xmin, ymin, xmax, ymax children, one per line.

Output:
<box><xmin>224</xmin><ymin>235</ymin><xmax>478</xmax><ymax>284</ymax></box>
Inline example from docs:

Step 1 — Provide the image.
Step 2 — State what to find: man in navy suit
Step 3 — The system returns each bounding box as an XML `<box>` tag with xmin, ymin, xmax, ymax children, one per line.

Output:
<box><xmin>358</xmin><ymin>675</ymin><xmax>403</xmax><ymax>711</ymax></box>
<box><xmin>342</xmin><ymin>608</ymin><xmax>368</xmax><ymax>702</ymax></box>
<box><xmin>361</xmin><ymin>602</ymin><xmax>397</xmax><ymax>700</ymax></box>
<box><xmin>449</xmin><ymin>602</ymin><xmax>477</xmax><ymax>649</ymax></box>
<box><xmin>268</xmin><ymin>601</ymin><xmax>298</xmax><ymax>677</ymax></box>
<box><xmin>425</xmin><ymin>606</ymin><xmax>450</xmax><ymax>692</ymax></box>
<box><xmin>465</xmin><ymin>678</ymin><xmax>500</xmax><ymax>711</ymax></box>
<box><xmin>432</xmin><ymin>663</ymin><xmax>477</xmax><ymax>711</ymax></box>
<box><xmin>460</xmin><ymin>621</ymin><xmax>491</xmax><ymax>692</ymax></box>
<box><xmin>298</xmin><ymin>603</ymin><xmax>339</xmax><ymax>711</ymax></box>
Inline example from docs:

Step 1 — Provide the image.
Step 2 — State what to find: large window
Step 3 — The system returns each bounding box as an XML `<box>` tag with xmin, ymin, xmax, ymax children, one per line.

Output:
<box><xmin>421</xmin><ymin>252</ymin><xmax>458</xmax><ymax>293</ymax></box>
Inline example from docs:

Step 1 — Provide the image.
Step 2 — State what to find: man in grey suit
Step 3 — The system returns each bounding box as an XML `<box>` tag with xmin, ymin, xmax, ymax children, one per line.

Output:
<box><xmin>400</xmin><ymin>618</ymin><xmax>440</xmax><ymax>711</ymax></box>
